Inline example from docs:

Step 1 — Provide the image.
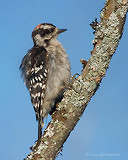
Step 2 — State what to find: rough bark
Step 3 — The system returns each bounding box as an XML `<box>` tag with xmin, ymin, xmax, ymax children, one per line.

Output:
<box><xmin>25</xmin><ymin>0</ymin><xmax>128</xmax><ymax>159</ymax></box>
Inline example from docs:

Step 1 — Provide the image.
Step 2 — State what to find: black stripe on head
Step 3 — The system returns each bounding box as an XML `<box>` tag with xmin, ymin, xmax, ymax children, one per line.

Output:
<box><xmin>32</xmin><ymin>23</ymin><xmax>56</xmax><ymax>38</ymax></box>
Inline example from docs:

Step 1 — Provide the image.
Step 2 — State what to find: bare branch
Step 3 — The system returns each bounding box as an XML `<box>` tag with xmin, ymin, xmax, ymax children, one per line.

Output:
<box><xmin>25</xmin><ymin>0</ymin><xmax>128</xmax><ymax>159</ymax></box>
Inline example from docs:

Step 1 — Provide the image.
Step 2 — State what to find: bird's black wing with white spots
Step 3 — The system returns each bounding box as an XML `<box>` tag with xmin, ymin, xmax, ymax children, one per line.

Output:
<box><xmin>20</xmin><ymin>46</ymin><xmax>49</xmax><ymax>120</ymax></box>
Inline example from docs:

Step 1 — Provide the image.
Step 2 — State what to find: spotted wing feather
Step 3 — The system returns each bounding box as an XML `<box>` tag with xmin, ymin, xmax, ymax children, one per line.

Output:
<box><xmin>20</xmin><ymin>47</ymin><xmax>49</xmax><ymax>120</ymax></box>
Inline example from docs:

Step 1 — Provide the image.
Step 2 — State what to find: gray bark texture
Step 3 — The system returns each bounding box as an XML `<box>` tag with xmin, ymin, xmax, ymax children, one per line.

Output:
<box><xmin>25</xmin><ymin>0</ymin><xmax>128</xmax><ymax>159</ymax></box>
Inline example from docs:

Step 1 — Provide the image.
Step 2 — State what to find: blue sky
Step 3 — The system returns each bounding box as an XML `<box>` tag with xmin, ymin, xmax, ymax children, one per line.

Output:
<box><xmin>0</xmin><ymin>0</ymin><xmax>128</xmax><ymax>160</ymax></box>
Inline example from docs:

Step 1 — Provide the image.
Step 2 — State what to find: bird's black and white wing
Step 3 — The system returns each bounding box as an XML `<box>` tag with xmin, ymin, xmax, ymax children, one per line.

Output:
<box><xmin>20</xmin><ymin>47</ymin><xmax>49</xmax><ymax>120</ymax></box>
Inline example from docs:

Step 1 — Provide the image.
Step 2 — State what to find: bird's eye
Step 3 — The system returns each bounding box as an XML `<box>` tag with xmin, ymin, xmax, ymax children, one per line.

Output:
<box><xmin>44</xmin><ymin>29</ymin><xmax>51</xmax><ymax>34</ymax></box>
<box><xmin>50</xmin><ymin>28</ymin><xmax>54</xmax><ymax>32</ymax></box>
<box><xmin>40</xmin><ymin>29</ymin><xmax>51</xmax><ymax>37</ymax></box>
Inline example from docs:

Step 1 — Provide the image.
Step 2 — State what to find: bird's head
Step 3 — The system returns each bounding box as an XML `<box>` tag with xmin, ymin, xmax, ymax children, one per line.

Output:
<box><xmin>32</xmin><ymin>23</ymin><xmax>67</xmax><ymax>47</ymax></box>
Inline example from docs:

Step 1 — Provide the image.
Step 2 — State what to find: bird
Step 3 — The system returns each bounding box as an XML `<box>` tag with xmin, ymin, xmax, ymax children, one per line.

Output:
<box><xmin>20</xmin><ymin>23</ymin><xmax>71</xmax><ymax>145</ymax></box>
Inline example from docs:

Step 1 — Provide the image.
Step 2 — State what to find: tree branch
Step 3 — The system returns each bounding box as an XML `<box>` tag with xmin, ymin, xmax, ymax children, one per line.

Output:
<box><xmin>25</xmin><ymin>0</ymin><xmax>128</xmax><ymax>159</ymax></box>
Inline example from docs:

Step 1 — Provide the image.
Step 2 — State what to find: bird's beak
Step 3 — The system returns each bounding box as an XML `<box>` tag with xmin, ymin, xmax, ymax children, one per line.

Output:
<box><xmin>57</xmin><ymin>29</ymin><xmax>67</xmax><ymax>34</ymax></box>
